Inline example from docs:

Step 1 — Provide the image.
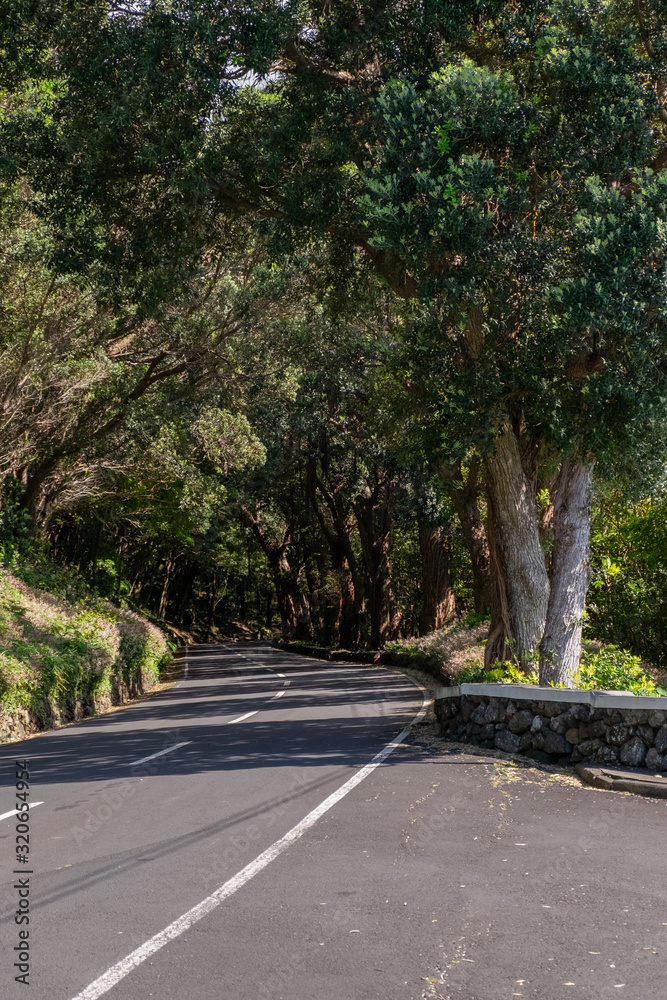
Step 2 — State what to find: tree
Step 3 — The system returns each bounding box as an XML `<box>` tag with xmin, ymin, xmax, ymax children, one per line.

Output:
<box><xmin>6</xmin><ymin>2</ymin><xmax>667</xmax><ymax>681</ymax></box>
<box><xmin>363</xmin><ymin>27</ymin><xmax>667</xmax><ymax>681</ymax></box>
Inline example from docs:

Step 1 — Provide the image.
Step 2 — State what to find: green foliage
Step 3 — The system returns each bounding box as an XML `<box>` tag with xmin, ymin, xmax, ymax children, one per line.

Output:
<box><xmin>1</xmin><ymin>1</ymin><xmax>667</xmax><ymax>668</ymax></box>
<box><xmin>456</xmin><ymin>646</ymin><xmax>667</xmax><ymax>696</ymax></box>
<box><xmin>0</xmin><ymin>475</ymin><xmax>32</xmax><ymax>566</ymax></box>
<box><xmin>362</xmin><ymin>27</ymin><xmax>667</xmax><ymax>464</ymax></box>
<box><xmin>588</xmin><ymin>492</ymin><xmax>667</xmax><ymax>666</ymax></box>
<box><xmin>574</xmin><ymin>646</ymin><xmax>667</xmax><ymax>697</ymax></box>
<box><xmin>455</xmin><ymin>660</ymin><xmax>488</xmax><ymax>684</ymax></box>
<box><xmin>456</xmin><ymin>659</ymin><xmax>539</xmax><ymax>685</ymax></box>
<box><xmin>459</xmin><ymin>610</ymin><xmax>490</xmax><ymax>630</ymax></box>
<box><xmin>384</xmin><ymin>642</ymin><xmax>421</xmax><ymax>657</ymax></box>
<box><xmin>0</xmin><ymin>560</ymin><xmax>171</xmax><ymax>719</ymax></box>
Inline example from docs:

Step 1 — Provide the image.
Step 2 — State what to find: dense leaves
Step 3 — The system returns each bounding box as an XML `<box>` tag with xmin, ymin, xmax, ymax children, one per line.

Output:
<box><xmin>1</xmin><ymin>2</ymin><xmax>667</xmax><ymax>676</ymax></box>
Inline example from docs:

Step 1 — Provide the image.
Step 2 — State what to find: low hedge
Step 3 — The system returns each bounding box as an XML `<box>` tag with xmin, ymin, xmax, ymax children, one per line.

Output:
<box><xmin>273</xmin><ymin>639</ymin><xmax>450</xmax><ymax>683</ymax></box>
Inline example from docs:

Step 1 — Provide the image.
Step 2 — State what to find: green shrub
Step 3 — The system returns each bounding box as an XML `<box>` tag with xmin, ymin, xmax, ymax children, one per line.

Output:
<box><xmin>0</xmin><ymin>561</ymin><xmax>171</xmax><ymax>725</ymax></box>
<box><xmin>454</xmin><ymin>645</ymin><xmax>666</xmax><ymax>695</ymax></box>
<box><xmin>0</xmin><ymin>475</ymin><xmax>32</xmax><ymax>566</ymax></box>
<box><xmin>574</xmin><ymin>645</ymin><xmax>667</xmax><ymax>696</ymax></box>
<box><xmin>384</xmin><ymin>642</ymin><xmax>421</xmax><ymax>657</ymax></box>
<box><xmin>588</xmin><ymin>494</ymin><xmax>667</xmax><ymax>667</ymax></box>
<box><xmin>459</xmin><ymin>611</ymin><xmax>492</xmax><ymax>629</ymax></box>
<box><xmin>456</xmin><ymin>659</ymin><xmax>539</xmax><ymax>685</ymax></box>
<box><xmin>455</xmin><ymin>661</ymin><xmax>487</xmax><ymax>684</ymax></box>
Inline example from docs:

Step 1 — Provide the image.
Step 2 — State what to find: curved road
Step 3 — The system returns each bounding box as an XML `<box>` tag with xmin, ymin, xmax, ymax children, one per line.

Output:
<box><xmin>1</xmin><ymin>642</ymin><xmax>666</xmax><ymax>1000</ymax></box>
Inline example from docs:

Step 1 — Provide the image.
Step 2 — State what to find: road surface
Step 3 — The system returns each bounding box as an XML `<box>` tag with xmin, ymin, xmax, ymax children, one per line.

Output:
<box><xmin>1</xmin><ymin>642</ymin><xmax>665</xmax><ymax>999</ymax></box>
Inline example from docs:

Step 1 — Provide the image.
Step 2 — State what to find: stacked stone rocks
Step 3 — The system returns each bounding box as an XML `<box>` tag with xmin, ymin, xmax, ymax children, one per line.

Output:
<box><xmin>435</xmin><ymin>694</ymin><xmax>667</xmax><ymax>770</ymax></box>
<box><xmin>0</xmin><ymin>708</ymin><xmax>33</xmax><ymax>743</ymax></box>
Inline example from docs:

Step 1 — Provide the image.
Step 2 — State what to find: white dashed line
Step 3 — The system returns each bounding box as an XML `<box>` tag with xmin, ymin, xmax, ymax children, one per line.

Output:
<box><xmin>228</xmin><ymin>711</ymin><xmax>259</xmax><ymax>725</ymax></box>
<box><xmin>0</xmin><ymin>802</ymin><xmax>44</xmax><ymax>823</ymax></box>
<box><xmin>69</xmin><ymin>684</ymin><xmax>429</xmax><ymax>1000</ymax></box>
<box><xmin>283</xmin><ymin>680</ymin><xmax>290</xmax><ymax>687</ymax></box>
<box><xmin>272</xmin><ymin>690</ymin><xmax>285</xmax><ymax>700</ymax></box>
<box><xmin>129</xmin><ymin>742</ymin><xmax>191</xmax><ymax>766</ymax></box>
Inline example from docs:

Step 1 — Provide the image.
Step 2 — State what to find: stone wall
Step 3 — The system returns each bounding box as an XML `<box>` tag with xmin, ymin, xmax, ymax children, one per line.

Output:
<box><xmin>434</xmin><ymin>684</ymin><xmax>667</xmax><ymax>771</ymax></box>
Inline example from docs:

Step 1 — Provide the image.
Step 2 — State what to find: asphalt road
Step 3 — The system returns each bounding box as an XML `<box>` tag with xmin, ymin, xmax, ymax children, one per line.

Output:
<box><xmin>1</xmin><ymin>642</ymin><xmax>666</xmax><ymax>1000</ymax></box>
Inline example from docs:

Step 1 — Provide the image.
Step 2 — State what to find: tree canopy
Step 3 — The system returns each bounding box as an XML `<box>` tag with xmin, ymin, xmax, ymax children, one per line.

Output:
<box><xmin>1</xmin><ymin>1</ymin><xmax>667</xmax><ymax>684</ymax></box>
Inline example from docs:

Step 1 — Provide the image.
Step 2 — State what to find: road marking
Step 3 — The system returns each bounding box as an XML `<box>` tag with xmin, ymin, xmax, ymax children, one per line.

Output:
<box><xmin>129</xmin><ymin>743</ymin><xmax>191</xmax><ymax>766</ymax></box>
<box><xmin>277</xmin><ymin>673</ymin><xmax>285</xmax><ymax>678</ymax></box>
<box><xmin>0</xmin><ymin>802</ymin><xmax>44</xmax><ymax>823</ymax></box>
<box><xmin>272</xmin><ymin>690</ymin><xmax>285</xmax><ymax>699</ymax></box>
<box><xmin>70</xmin><ymin>684</ymin><xmax>429</xmax><ymax>1000</ymax></box>
<box><xmin>283</xmin><ymin>680</ymin><xmax>290</xmax><ymax>687</ymax></box>
<box><xmin>228</xmin><ymin>711</ymin><xmax>259</xmax><ymax>725</ymax></box>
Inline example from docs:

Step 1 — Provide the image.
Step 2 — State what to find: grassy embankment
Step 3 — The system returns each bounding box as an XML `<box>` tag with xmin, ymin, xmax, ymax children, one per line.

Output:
<box><xmin>0</xmin><ymin>562</ymin><xmax>172</xmax><ymax>743</ymax></box>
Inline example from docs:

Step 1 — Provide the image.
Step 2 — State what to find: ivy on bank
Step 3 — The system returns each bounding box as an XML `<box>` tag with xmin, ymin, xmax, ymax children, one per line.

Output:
<box><xmin>0</xmin><ymin>557</ymin><xmax>171</xmax><ymax>732</ymax></box>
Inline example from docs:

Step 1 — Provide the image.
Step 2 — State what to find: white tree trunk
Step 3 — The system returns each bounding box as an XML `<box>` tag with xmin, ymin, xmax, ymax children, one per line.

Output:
<box><xmin>484</xmin><ymin>418</ymin><xmax>549</xmax><ymax>666</ymax></box>
<box><xmin>539</xmin><ymin>457</ymin><xmax>595</xmax><ymax>687</ymax></box>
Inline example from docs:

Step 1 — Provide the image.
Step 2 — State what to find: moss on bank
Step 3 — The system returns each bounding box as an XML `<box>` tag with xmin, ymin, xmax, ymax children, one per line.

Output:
<box><xmin>0</xmin><ymin>566</ymin><xmax>171</xmax><ymax>742</ymax></box>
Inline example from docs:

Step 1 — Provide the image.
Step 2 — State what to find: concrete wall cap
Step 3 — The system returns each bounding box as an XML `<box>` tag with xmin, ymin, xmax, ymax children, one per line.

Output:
<box><xmin>433</xmin><ymin>682</ymin><xmax>667</xmax><ymax>711</ymax></box>
<box><xmin>458</xmin><ymin>683</ymin><xmax>593</xmax><ymax>703</ymax></box>
<box><xmin>590</xmin><ymin>691</ymin><xmax>667</xmax><ymax>710</ymax></box>
<box><xmin>433</xmin><ymin>685</ymin><xmax>461</xmax><ymax>699</ymax></box>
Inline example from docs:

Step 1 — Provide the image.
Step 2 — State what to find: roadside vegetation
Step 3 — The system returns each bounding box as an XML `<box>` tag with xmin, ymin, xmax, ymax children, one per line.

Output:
<box><xmin>0</xmin><ymin>550</ymin><xmax>170</xmax><ymax>740</ymax></box>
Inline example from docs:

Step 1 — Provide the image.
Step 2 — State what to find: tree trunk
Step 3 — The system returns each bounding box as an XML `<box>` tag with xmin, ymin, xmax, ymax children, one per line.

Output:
<box><xmin>310</xmin><ymin>476</ymin><xmax>365</xmax><ymax>648</ymax></box>
<box><xmin>174</xmin><ymin>563</ymin><xmax>196</xmax><ymax>626</ymax></box>
<box><xmin>483</xmin><ymin>419</ymin><xmax>549</xmax><ymax>667</ymax></box>
<box><xmin>337</xmin><ymin>561</ymin><xmax>359</xmax><ymax>648</ymax></box>
<box><xmin>158</xmin><ymin>556</ymin><xmax>173</xmax><ymax>620</ymax></box>
<box><xmin>20</xmin><ymin>455</ymin><xmax>61</xmax><ymax>524</ymax></box>
<box><xmin>302</xmin><ymin>526</ymin><xmax>324</xmax><ymax>636</ymax></box>
<box><xmin>539</xmin><ymin>457</ymin><xmax>595</xmax><ymax>686</ymax></box>
<box><xmin>366</xmin><ymin>527</ymin><xmax>395</xmax><ymax>649</ymax></box>
<box><xmin>443</xmin><ymin>457</ymin><xmax>494</xmax><ymax>614</ymax></box>
<box><xmin>273</xmin><ymin>552</ymin><xmax>311</xmax><ymax>639</ymax></box>
<box><xmin>242</xmin><ymin>508</ymin><xmax>311</xmax><ymax>639</ymax></box>
<box><xmin>418</xmin><ymin>522</ymin><xmax>456</xmax><ymax>633</ymax></box>
<box><xmin>354</xmin><ymin>480</ymin><xmax>398</xmax><ymax>649</ymax></box>
<box><xmin>239</xmin><ymin>577</ymin><xmax>246</xmax><ymax>621</ymax></box>
<box><xmin>484</xmin><ymin>496</ymin><xmax>513</xmax><ymax>668</ymax></box>
<box><xmin>207</xmin><ymin>574</ymin><xmax>218</xmax><ymax>636</ymax></box>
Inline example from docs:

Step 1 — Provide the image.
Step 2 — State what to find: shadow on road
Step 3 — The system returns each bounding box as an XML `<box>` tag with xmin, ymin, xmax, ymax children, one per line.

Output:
<box><xmin>0</xmin><ymin>642</ymin><xmax>427</xmax><ymax>788</ymax></box>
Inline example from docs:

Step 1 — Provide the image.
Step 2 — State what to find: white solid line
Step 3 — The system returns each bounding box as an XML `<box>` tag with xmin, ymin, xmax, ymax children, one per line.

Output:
<box><xmin>272</xmin><ymin>690</ymin><xmax>285</xmax><ymax>699</ymax></box>
<box><xmin>129</xmin><ymin>742</ymin><xmax>191</xmax><ymax>766</ymax></box>
<box><xmin>0</xmin><ymin>802</ymin><xmax>44</xmax><ymax>823</ymax></box>
<box><xmin>70</xmin><ymin>685</ymin><xmax>429</xmax><ymax>1000</ymax></box>
<box><xmin>227</xmin><ymin>710</ymin><xmax>259</xmax><ymax>725</ymax></box>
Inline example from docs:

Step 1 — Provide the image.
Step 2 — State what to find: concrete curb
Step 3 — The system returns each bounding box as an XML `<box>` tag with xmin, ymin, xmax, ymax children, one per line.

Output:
<box><xmin>576</xmin><ymin>764</ymin><xmax>667</xmax><ymax>799</ymax></box>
